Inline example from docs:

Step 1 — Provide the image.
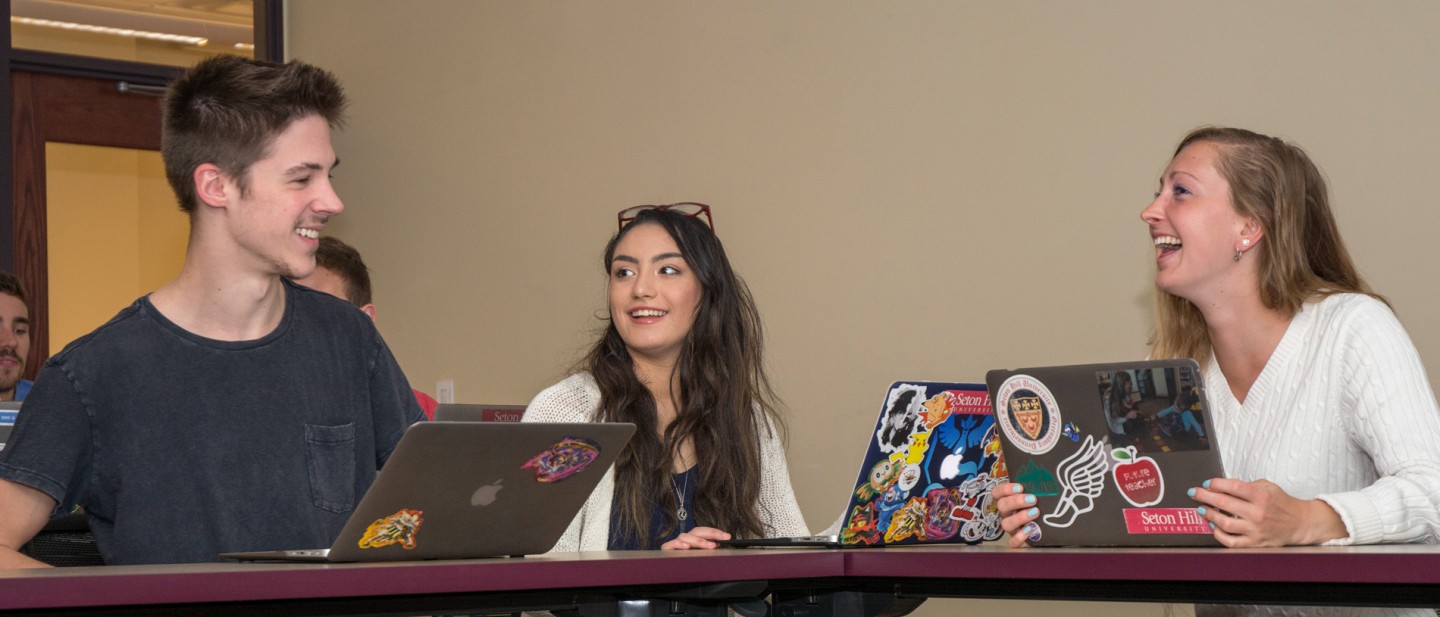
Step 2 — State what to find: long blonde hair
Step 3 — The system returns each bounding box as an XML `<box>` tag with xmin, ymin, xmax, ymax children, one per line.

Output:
<box><xmin>1150</xmin><ymin>127</ymin><xmax>1384</xmax><ymax>363</ymax></box>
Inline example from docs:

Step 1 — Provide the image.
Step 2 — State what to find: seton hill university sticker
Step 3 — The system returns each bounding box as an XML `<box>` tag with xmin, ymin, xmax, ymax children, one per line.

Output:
<box><xmin>994</xmin><ymin>374</ymin><xmax>1061</xmax><ymax>455</ymax></box>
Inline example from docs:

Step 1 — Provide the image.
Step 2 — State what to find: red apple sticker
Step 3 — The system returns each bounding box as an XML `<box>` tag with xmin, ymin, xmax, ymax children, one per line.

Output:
<box><xmin>1111</xmin><ymin>446</ymin><xmax>1164</xmax><ymax>507</ymax></box>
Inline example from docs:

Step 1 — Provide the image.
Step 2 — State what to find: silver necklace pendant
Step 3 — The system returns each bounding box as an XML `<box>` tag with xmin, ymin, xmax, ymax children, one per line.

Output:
<box><xmin>672</xmin><ymin>471</ymin><xmax>689</xmax><ymax>522</ymax></box>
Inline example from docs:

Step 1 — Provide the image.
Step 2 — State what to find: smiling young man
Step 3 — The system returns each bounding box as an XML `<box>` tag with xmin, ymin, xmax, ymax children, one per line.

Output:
<box><xmin>0</xmin><ymin>272</ymin><xmax>32</xmax><ymax>402</ymax></box>
<box><xmin>0</xmin><ymin>56</ymin><xmax>424</xmax><ymax>567</ymax></box>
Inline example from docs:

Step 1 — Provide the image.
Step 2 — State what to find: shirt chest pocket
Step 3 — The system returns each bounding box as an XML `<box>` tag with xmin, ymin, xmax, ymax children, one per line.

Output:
<box><xmin>305</xmin><ymin>423</ymin><xmax>356</xmax><ymax>513</ymax></box>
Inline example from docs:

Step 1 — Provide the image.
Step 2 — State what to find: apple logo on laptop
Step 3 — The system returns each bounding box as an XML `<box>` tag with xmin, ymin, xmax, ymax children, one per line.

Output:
<box><xmin>471</xmin><ymin>479</ymin><xmax>504</xmax><ymax>507</ymax></box>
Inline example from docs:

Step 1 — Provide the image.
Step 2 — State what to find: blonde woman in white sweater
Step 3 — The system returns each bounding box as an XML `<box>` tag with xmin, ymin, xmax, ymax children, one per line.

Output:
<box><xmin>995</xmin><ymin>128</ymin><xmax>1440</xmax><ymax>614</ymax></box>
<box><xmin>524</xmin><ymin>204</ymin><xmax>807</xmax><ymax>551</ymax></box>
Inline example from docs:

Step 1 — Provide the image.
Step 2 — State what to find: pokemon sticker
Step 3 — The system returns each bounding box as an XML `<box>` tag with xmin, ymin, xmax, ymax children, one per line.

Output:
<box><xmin>358</xmin><ymin>508</ymin><xmax>423</xmax><ymax>550</ymax></box>
<box><xmin>982</xmin><ymin>423</ymin><xmax>1008</xmax><ymax>479</ymax></box>
<box><xmin>841</xmin><ymin>502</ymin><xmax>881</xmax><ymax>545</ymax></box>
<box><xmin>523</xmin><ymin>437</ymin><xmax>600</xmax><ymax>483</ymax></box>
<box><xmin>994</xmin><ymin>374</ymin><xmax>1061</xmax><ymax>455</ymax></box>
<box><xmin>923</xmin><ymin>486</ymin><xmax>962</xmax><ymax>541</ymax></box>
<box><xmin>903</xmin><ymin>431</ymin><xmax>932</xmax><ymax>466</ymax></box>
<box><xmin>875</xmin><ymin>483</ymin><xmax>909</xmax><ymax>529</ymax></box>
<box><xmin>918</xmin><ymin>389</ymin><xmax>985</xmax><ymax>430</ymax></box>
<box><xmin>1111</xmin><ymin>446</ymin><xmax>1163</xmax><ymax>507</ymax></box>
<box><xmin>856</xmin><ymin>458</ymin><xmax>901</xmax><ymax>502</ymax></box>
<box><xmin>884</xmin><ymin>497</ymin><xmax>928</xmax><ymax>543</ymax></box>
<box><xmin>897</xmin><ymin>464</ymin><xmax>922</xmax><ymax>492</ymax></box>
<box><xmin>1042</xmin><ymin>434</ymin><xmax>1108</xmax><ymax>528</ymax></box>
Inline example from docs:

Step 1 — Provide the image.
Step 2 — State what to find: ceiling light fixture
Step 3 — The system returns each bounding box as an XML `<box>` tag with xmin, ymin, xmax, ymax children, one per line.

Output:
<box><xmin>11</xmin><ymin>15</ymin><xmax>209</xmax><ymax>46</ymax></box>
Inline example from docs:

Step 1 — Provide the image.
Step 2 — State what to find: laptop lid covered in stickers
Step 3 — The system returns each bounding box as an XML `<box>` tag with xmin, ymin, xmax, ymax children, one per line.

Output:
<box><xmin>222</xmin><ymin>421</ymin><xmax>635</xmax><ymax>562</ymax></box>
<box><xmin>986</xmin><ymin>359</ymin><xmax>1223</xmax><ymax>547</ymax></box>
<box><xmin>834</xmin><ymin>381</ymin><xmax>1008</xmax><ymax>547</ymax></box>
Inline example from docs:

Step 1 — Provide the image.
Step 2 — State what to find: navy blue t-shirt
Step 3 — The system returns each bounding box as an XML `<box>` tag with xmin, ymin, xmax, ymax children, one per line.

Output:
<box><xmin>608</xmin><ymin>466</ymin><xmax>697</xmax><ymax>550</ymax></box>
<box><xmin>0</xmin><ymin>281</ymin><xmax>425</xmax><ymax>564</ymax></box>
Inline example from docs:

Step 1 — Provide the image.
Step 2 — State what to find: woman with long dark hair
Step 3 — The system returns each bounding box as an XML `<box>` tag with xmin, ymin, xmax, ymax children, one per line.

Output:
<box><xmin>524</xmin><ymin>204</ymin><xmax>807</xmax><ymax>550</ymax></box>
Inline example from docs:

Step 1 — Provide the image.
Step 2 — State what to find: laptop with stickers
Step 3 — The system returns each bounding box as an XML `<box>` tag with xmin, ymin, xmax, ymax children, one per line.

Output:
<box><xmin>986</xmin><ymin>358</ymin><xmax>1223</xmax><ymax>546</ymax></box>
<box><xmin>721</xmin><ymin>381</ymin><xmax>1007</xmax><ymax>548</ymax></box>
<box><xmin>222</xmin><ymin>421</ymin><xmax>635</xmax><ymax>562</ymax></box>
<box><xmin>434</xmin><ymin>403</ymin><xmax>527</xmax><ymax>423</ymax></box>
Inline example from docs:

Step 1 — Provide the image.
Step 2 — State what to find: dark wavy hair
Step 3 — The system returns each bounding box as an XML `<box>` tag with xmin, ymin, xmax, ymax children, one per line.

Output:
<box><xmin>584</xmin><ymin>208</ymin><xmax>784</xmax><ymax>548</ymax></box>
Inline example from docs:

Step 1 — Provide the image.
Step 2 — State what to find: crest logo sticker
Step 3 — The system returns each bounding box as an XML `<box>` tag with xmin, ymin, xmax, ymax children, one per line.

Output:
<box><xmin>994</xmin><ymin>375</ymin><xmax>1061</xmax><ymax>455</ymax></box>
<box><xmin>1011</xmin><ymin>396</ymin><xmax>1044</xmax><ymax>439</ymax></box>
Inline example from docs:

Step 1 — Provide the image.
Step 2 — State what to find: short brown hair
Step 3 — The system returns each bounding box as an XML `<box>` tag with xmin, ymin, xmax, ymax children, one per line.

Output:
<box><xmin>0</xmin><ymin>271</ymin><xmax>26</xmax><ymax>304</ymax></box>
<box><xmin>162</xmin><ymin>55</ymin><xmax>347</xmax><ymax>214</ymax></box>
<box><xmin>314</xmin><ymin>236</ymin><xmax>371</xmax><ymax>307</ymax></box>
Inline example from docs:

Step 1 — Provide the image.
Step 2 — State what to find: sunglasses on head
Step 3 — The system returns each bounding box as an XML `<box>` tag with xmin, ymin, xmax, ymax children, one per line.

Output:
<box><xmin>616</xmin><ymin>202</ymin><xmax>714</xmax><ymax>231</ymax></box>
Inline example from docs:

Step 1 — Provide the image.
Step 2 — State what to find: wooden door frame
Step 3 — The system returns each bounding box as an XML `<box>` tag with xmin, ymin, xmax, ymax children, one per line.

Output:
<box><xmin>1</xmin><ymin>0</ymin><xmax>284</xmax><ymax>377</ymax></box>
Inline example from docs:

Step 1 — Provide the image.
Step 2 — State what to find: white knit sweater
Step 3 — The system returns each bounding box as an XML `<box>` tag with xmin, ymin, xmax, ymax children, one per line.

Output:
<box><xmin>522</xmin><ymin>373</ymin><xmax>811</xmax><ymax>552</ymax></box>
<box><xmin>1197</xmin><ymin>294</ymin><xmax>1440</xmax><ymax>617</ymax></box>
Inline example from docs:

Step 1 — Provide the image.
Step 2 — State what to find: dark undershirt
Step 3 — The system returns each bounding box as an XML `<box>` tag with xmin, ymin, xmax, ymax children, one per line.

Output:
<box><xmin>608</xmin><ymin>466</ymin><xmax>697</xmax><ymax>550</ymax></box>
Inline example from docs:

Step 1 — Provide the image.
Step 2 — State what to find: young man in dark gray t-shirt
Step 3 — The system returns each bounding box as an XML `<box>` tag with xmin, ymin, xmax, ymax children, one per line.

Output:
<box><xmin>0</xmin><ymin>55</ymin><xmax>424</xmax><ymax>566</ymax></box>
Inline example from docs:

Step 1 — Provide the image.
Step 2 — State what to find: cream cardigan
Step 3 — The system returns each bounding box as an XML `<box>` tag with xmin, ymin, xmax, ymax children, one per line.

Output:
<box><xmin>1196</xmin><ymin>294</ymin><xmax>1439</xmax><ymax>617</ymax></box>
<box><xmin>522</xmin><ymin>372</ymin><xmax>810</xmax><ymax>552</ymax></box>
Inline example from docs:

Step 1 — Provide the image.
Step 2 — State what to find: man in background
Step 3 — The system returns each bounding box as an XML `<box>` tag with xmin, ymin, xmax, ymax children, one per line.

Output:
<box><xmin>0</xmin><ymin>272</ymin><xmax>33</xmax><ymax>402</ymax></box>
<box><xmin>291</xmin><ymin>236</ymin><xmax>439</xmax><ymax>419</ymax></box>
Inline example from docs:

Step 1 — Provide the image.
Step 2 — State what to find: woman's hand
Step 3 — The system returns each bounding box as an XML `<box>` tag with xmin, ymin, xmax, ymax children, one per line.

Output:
<box><xmin>661</xmin><ymin>526</ymin><xmax>731</xmax><ymax>550</ymax></box>
<box><xmin>1189</xmin><ymin>478</ymin><xmax>1348</xmax><ymax>547</ymax></box>
<box><xmin>991</xmin><ymin>481</ymin><xmax>1039</xmax><ymax>549</ymax></box>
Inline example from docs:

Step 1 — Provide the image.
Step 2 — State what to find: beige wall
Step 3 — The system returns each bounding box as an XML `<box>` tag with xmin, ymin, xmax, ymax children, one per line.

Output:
<box><xmin>287</xmin><ymin>2</ymin><xmax>1438</xmax><ymax>613</ymax></box>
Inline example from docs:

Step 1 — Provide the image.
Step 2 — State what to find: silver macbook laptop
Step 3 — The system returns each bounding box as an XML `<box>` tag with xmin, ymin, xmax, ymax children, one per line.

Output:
<box><xmin>986</xmin><ymin>358</ymin><xmax>1224</xmax><ymax>546</ymax></box>
<box><xmin>222</xmin><ymin>421</ymin><xmax>635</xmax><ymax>562</ymax></box>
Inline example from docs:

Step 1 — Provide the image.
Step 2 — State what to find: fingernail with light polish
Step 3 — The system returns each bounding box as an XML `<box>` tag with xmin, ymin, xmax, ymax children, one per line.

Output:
<box><xmin>1197</xmin><ymin>506</ymin><xmax>1208</xmax><ymax>516</ymax></box>
<box><xmin>1187</xmin><ymin>488</ymin><xmax>1196</xmax><ymax>498</ymax></box>
<box><xmin>1203</xmin><ymin>480</ymin><xmax>1211</xmax><ymax>489</ymax></box>
<box><xmin>1024</xmin><ymin>495</ymin><xmax>1036</xmax><ymax>505</ymax></box>
<box><xmin>1026</xmin><ymin>507</ymin><xmax>1038</xmax><ymax>518</ymax></box>
<box><xmin>1011</xmin><ymin>484</ymin><xmax>1024</xmax><ymax>494</ymax></box>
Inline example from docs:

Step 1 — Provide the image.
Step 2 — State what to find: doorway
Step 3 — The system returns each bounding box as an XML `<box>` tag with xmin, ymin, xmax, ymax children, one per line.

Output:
<box><xmin>10</xmin><ymin>69</ymin><xmax>182</xmax><ymax>377</ymax></box>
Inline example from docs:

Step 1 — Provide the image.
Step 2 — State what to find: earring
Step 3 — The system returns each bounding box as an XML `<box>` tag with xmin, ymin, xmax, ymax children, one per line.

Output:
<box><xmin>1233</xmin><ymin>249</ymin><xmax>1243</xmax><ymax>262</ymax></box>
